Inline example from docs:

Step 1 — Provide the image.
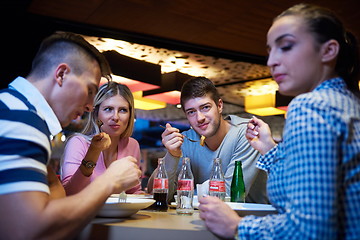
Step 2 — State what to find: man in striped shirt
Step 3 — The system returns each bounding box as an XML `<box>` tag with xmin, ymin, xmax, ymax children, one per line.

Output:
<box><xmin>0</xmin><ymin>32</ymin><xmax>141</xmax><ymax>239</ymax></box>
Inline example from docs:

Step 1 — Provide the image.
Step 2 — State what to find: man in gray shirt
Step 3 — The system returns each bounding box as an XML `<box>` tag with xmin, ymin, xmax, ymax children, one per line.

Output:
<box><xmin>148</xmin><ymin>77</ymin><xmax>268</xmax><ymax>204</ymax></box>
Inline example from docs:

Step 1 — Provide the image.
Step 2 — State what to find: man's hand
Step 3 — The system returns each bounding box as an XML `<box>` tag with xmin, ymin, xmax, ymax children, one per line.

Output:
<box><xmin>104</xmin><ymin>156</ymin><xmax>142</xmax><ymax>193</ymax></box>
<box><xmin>161</xmin><ymin>123</ymin><xmax>184</xmax><ymax>158</ymax></box>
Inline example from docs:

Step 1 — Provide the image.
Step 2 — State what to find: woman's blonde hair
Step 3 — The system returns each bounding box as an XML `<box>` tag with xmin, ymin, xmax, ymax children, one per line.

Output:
<box><xmin>82</xmin><ymin>81</ymin><xmax>135</xmax><ymax>138</ymax></box>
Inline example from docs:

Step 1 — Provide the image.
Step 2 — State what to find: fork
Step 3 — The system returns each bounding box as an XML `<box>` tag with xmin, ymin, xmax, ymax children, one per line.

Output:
<box><xmin>118</xmin><ymin>191</ymin><xmax>127</xmax><ymax>203</ymax></box>
<box><xmin>159</xmin><ymin>122</ymin><xmax>249</xmax><ymax>141</ymax></box>
<box><xmin>97</xmin><ymin>120</ymin><xmax>103</xmax><ymax>132</ymax></box>
<box><xmin>159</xmin><ymin>125</ymin><xmax>198</xmax><ymax>142</ymax></box>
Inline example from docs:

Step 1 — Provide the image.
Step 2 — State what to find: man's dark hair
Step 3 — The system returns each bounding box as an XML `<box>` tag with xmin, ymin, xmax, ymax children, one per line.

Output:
<box><xmin>30</xmin><ymin>31</ymin><xmax>111</xmax><ymax>81</ymax></box>
<box><xmin>180</xmin><ymin>77</ymin><xmax>221</xmax><ymax>111</ymax></box>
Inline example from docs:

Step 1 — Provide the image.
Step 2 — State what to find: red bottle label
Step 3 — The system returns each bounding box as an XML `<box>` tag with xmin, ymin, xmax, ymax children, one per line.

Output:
<box><xmin>209</xmin><ymin>180</ymin><xmax>225</xmax><ymax>192</ymax></box>
<box><xmin>178</xmin><ymin>179</ymin><xmax>194</xmax><ymax>191</ymax></box>
<box><xmin>153</xmin><ymin>178</ymin><xmax>168</xmax><ymax>189</ymax></box>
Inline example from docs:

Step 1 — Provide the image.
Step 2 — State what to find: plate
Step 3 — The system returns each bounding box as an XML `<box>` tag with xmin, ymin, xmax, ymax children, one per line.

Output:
<box><xmin>173</xmin><ymin>195</ymin><xmax>230</xmax><ymax>206</ymax></box>
<box><xmin>97</xmin><ymin>198</ymin><xmax>155</xmax><ymax>218</ymax></box>
<box><xmin>172</xmin><ymin>199</ymin><xmax>277</xmax><ymax>217</ymax></box>
<box><xmin>171</xmin><ymin>195</ymin><xmax>231</xmax><ymax>208</ymax></box>
<box><xmin>110</xmin><ymin>194</ymin><xmax>153</xmax><ymax>199</ymax></box>
<box><xmin>225</xmin><ymin>202</ymin><xmax>277</xmax><ymax>216</ymax></box>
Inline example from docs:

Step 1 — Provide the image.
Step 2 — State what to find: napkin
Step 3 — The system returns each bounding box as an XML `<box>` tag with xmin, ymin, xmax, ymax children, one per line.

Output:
<box><xmin>196</xmin><ymin>180</ymin><xmax>209</xmax><ymax>201</ymax></box>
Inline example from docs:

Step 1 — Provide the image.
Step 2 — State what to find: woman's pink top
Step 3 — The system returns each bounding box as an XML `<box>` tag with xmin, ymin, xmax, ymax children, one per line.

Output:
<box><xmin>61</xmin><ymin>134</ymin><xmax>142</xmax><ymax>195</ymax></box>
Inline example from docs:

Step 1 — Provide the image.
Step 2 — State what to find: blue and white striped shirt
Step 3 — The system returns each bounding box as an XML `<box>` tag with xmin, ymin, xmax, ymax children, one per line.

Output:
<box><xmin>0</xmin><ymin>77</ymin><xmax>62</xmax><ymax>195</ymax></box>
<box><xmin>239</xmin><ymin>78</ymin><xmax>360</xmax><ymax>239</ymax></box>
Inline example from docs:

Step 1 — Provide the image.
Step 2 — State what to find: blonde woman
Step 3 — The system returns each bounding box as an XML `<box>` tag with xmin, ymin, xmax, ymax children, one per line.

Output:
<box><xmin>61</xmin><ymin>81</ymin><xmax>143</xmax><ymax>195</ymax></box>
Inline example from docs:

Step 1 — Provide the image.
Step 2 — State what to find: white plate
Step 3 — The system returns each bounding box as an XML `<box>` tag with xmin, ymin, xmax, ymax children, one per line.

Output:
<box><xmin>224</xmin><ymin>202</ymin><xmax>277</xmax><ymax>216</ymax></box>
<box><xmin>172</xmin><ymin>200</ymin><xmax>277</xmax><ymax>217</ymax></box>
<box><xmin>173</xmin><ymin>195</ymin><xmax>230</xmax><ymax>206</ymax></box>
<box><xmin>110</xmin><ymin>194</ymin><xmax>153</xmax><ymax>199</ymax></box>
<box><xmin>97</xmin><ymin>198</ymin><xmax>155</xmax><ymax>218</ymax></box>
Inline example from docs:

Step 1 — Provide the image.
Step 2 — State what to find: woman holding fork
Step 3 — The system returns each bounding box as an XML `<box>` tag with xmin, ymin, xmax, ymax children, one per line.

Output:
<box><xmin>199</xmin><ymin>3</ymin><xmax>360</xmax><ymax>239</ymax></box>
<box><xmin>61</xmin><ymin>81</ymin><xmax>143</xmax><ymax>195</ymax></box>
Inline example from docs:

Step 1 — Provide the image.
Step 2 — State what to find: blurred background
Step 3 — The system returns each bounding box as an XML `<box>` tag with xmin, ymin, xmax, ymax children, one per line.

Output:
<box><xmin>2</xmin><ymin>0</ymin><xmax>359</xmax><ymax>189</ymax></box>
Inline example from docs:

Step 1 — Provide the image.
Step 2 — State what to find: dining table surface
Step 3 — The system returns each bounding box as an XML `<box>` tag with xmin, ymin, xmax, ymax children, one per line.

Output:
<box><xmin>76</xmin><ymin>208</ymin><xmax>219</xmax><ymax>240</ymax></box>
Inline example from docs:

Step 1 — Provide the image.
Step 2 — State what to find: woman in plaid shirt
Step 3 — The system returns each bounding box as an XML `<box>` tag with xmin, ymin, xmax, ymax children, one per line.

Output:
<box><xmin>199</xmin><ymin>3</ymin><xmax>360</xmax><ymax>239</ymax></box>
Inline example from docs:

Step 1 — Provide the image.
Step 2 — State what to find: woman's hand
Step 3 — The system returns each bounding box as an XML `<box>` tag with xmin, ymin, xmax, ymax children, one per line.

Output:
<box><xmin>246</xmin><ymin>116</ymin><xmax>276</xmax><ymax>155</ymax></box>
<box><xmin>90</xmin><ymin>132</ymin><xmax>111</xmax><ymax>152</ymax></box>
<box><xmin>199</xmin><ymin>196</ymin><xmax>242</xmax><ymax>239</ymax></box>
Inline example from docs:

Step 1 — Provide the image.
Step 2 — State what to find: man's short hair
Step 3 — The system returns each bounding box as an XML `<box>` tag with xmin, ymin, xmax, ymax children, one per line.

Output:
<box><xmin>30</xmin><ymin>31</ymin><xmax>111</xmax><ymax>80</ymax></box>
<box><xmin>180</xmin><ymin>76</ymin><xmax>221</xmax><ymax>111</ymax></box>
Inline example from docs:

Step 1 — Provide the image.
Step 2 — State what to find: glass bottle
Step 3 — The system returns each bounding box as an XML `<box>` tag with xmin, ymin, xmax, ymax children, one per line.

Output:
<box><xmin>176</xmin><ymin>157</ymin><xmax>194</xmax><ymax>215</ymax></box>
<box><xmin>231</xmin><ymin>160</ymin><xmax>245</xmax><ymax>203</ymax></box>
<box><xmin>209</xmin><ymin>158</ymin><xmax>226</xmax><ymax>201</ymax></box>
<box><xmin>152</xmin><ymin>158</ymin><xmax>169</xmax><ymax>211</ymax></box>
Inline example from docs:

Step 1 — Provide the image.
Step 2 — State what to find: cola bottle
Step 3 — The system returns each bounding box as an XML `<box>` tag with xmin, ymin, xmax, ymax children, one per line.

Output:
<box><xmin>231</xmin><ymin>160</ymin><xmax>245</xmax><ymax>202</ymax></box>
<box><xmin>209</xmin><ymin>158</ymin><xmax>226</xmax><ymax>201</ymax></box>
<box><xmin>176</xmin><ymin>157</ymin><xmax>194</xmax><ymax>215</ymax></box>
<box><xmin>152</xmin><ymin>158</ymin><xmax>168</xmax><ymax>211</ymax></box>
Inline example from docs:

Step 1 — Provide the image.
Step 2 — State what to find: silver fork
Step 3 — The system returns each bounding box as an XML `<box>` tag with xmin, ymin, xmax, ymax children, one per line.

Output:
<box><xmin>159</xmin><ymin>122</ymin><xmax>249</xmax><ymax>142</ymax></box>
<box><xmin>118</xmin><ymin>191</ymin><xmax>127</xmax><ymax>203</ymax></box>
<box><xmin>159</xmin><ymin>125</ymin><xmax>199</xmax><ymax>142</ymax></box>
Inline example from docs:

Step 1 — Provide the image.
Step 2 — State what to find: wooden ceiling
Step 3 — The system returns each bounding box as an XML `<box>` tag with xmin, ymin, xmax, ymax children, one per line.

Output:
<box><xmin>2</xmin><ymin>0</ymin><xmax>359</xmax><ymax>123</ymax></box>
<box><xmin>27</xmin><ymin>0</ymin><xmax>360</xmax><ymax>57</ymax></box>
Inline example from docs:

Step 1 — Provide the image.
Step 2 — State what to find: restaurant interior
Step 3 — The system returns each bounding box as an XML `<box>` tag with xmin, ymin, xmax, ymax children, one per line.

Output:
<box><xmin>2</xmin><ymin>0</ymin><xmax>359</xmax><ymax>187</ymax></box>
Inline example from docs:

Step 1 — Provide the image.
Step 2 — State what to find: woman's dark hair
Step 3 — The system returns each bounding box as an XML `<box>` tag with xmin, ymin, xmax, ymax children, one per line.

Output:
<box><xmin>180</xmin><ymin>77</ymin><xmax>221</xmax><ymax>111</ymax></box>
<box><xmin>276</xmin><ymin>3</ymin><xmax>360</xmax><ymax>98</ymax></box>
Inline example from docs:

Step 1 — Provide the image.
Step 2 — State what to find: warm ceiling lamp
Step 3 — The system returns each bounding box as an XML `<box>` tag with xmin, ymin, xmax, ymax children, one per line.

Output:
<box><xmin>102</xmin><ymin>50</ymin><xmax>162</xmax><ymax>92</ymax></box>
<box><xmin>245</xmin><ymin>93</ymin><xmax>287</xmax><ymax>116</ymax></box>
<box><xmin>143</xmin><ymin>71</ymin><xmax>193</xmax><ymax>105</ymax></box>
<box><xmin>132</xmin><ymin>91</ymin><xmax>166</xmax><ymax>110</ymax></box>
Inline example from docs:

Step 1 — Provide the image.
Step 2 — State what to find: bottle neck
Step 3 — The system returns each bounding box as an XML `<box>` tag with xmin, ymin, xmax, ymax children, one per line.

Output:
<box><xmin>233</xmin><ymin>161</ymin><xmax>244</xmax><ymax>179</ymax></box>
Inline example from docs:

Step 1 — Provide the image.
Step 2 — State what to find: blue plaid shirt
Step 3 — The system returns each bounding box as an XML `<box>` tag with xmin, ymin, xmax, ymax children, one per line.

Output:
<box><xmin>238</xmin><ymin>78</ymin><xmax>360</xmax><ymax>239</ymax></box>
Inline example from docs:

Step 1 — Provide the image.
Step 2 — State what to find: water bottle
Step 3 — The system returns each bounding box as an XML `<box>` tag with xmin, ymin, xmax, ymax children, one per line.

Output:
<box><xmin>209</xmin><ymin>158</ymin><xmax>226</xmax><ymax>201</ymax></box>
<box><xmin>152</xmin><ymin>158</ymin><xmax>168</xmax><ymax>211</ymax></box>
<box><xmin>231</xmin><ymin>160</ymin><xmax>245</xmax><ymax>203</ymax></box>
<box><xmin>176</xmin><ymin>157</ymin><xmax>194</xmax><ymax>215</ymax></box>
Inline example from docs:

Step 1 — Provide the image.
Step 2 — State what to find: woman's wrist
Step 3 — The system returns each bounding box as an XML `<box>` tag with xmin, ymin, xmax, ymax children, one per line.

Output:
<box><xmin>233</xmin><ymin>221</ymin><xmax>240</xmax><ymax>240</ymax></box>
<box><xmin>80</xmin><ymin>159</ymin><xmax>96</xmax><ymax>177</ymax></box>
<box><xmin>260</xmin><ymin>141</ymin><xmax>277</xmax><ymax>155</ymax></box>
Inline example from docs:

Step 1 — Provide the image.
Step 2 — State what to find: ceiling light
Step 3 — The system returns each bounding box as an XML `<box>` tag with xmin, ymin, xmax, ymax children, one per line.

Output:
<box><xmin>133</xmin><ymin>91</ymin><xmax>166</xmax><ymax>110</ymax></box>
<box><xmin>245</xmin><ymin>94</ymin><xmax>286</xmax><ymax>116</ymax></box>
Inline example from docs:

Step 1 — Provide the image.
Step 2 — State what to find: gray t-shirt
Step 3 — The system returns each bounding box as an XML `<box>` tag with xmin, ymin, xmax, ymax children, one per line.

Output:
<box><xmin>164</xmin><ymin>115</ymin><xmax>268</xmax><ymax>203</ymax></box>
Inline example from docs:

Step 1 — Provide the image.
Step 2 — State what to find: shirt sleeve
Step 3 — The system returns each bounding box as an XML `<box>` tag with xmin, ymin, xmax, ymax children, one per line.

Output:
<box><xmin>0</xmin><ymin>110</ymin><xmax>51</xmax><ymax>195</ymax></box>
<box><xmin>60</xmin><ymin>135</ymin><xmax>92</xmax><ymax>195</ymax></box>
<box><xmin>256</xmin><ymin>145</ymin><xmax>278</xmax><ymax>172</ymax></box>
<box><xmin>239</xmin><ymin>95</ymin><xmax>341</xmax><ymax>239</ymax></box>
